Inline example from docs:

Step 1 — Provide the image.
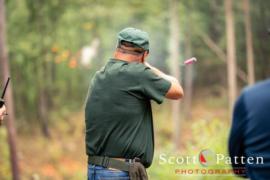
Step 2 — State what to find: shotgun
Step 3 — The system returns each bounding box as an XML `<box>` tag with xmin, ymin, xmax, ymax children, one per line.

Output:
<box><xmin>0</xmin><ymin>77</ymin><xmax>10</xmax><ymax>108</ymax></box>
<box><xmin>0</xmin><ymin>77</ymin><xmax>10</xmax><ymax>125</ymax></box>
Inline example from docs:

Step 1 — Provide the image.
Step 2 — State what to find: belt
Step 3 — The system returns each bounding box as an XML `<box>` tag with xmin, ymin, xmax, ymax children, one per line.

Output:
<box><xmin>88</xmin><ymin>156</ymin><xmax>138</xmax><ymax>172</ymax></box>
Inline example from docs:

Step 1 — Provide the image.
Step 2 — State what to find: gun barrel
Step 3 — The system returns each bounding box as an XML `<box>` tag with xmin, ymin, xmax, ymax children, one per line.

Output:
<box><xmin>1</xmin><ymin>77</ymin><xmax>10</xmax><ymax>99</ymax></box>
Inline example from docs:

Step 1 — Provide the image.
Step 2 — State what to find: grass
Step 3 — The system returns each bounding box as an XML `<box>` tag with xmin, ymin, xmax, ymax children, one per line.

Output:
<box><xmin>0</xmin><ymin>95</ymin><xmax>242</xmax><ymax>179</ymax></box>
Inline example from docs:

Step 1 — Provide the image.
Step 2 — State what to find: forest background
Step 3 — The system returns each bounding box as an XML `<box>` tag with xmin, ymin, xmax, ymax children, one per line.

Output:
<box><xmin>0</xmin><ymin>0</ymin><xmax>269</xmax><ymax>179</ymax></box>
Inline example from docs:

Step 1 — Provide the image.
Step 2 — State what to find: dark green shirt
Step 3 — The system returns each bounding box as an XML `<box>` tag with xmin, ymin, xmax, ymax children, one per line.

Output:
<box><xmin>85</xmin><ymin>58</ymin><xmax>171</xmax><ymax>168</ymax></box>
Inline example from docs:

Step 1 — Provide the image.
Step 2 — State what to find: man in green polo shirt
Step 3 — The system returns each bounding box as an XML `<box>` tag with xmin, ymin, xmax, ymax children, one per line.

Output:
<box><xmin>85</xmin><ymin>27</ymin><xmax>183</xmax><ymax>180</ymax></box>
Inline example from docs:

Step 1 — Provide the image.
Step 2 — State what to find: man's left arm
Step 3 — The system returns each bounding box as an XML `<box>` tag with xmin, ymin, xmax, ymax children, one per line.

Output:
<box><xmin>143</xmin><ymin>62</ymin><xmax>183</xmax><ymax>100</ymax></box>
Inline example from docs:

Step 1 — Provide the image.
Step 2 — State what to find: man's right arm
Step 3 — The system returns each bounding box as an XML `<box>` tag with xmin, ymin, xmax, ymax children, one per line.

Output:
<box><xmin>144</xmin><ymin>62</ymin><xmax>183</xmax><ymax>100</ymax></box>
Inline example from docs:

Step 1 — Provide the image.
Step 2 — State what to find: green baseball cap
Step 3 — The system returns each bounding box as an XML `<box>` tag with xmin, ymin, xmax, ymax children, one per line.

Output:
<box><xmin>117</xmin><ymin>27</ymin><xmax>149</xmax><ymax>51</ymax></box>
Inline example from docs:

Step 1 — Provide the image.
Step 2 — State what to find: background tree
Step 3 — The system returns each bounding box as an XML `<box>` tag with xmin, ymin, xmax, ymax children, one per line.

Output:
<box><xmin>1</xmin><ymin>0</ymin><xmax>270</xmax><ymax>179</ymax></box>
<box><xmin>225</xmin><ymin>0</ymin><xmax>237</xmax><ymax>113</ymax></box>
<box><xmin>0</xmin><ymin>0</ymin><xmax>20</xmax><ymax>179</ymax></box>
<box><xmin>168</xmin><ymin>0</ymin><xmax>181</xmax><ymax>149</ymax></box>
<box><xmin>243</xmin><ymin>0</ymin><xmax>255</xmax><ymax>85</ymax></box>
<box><xmin>183</xmin><ymin>1</ymin><xmax>194</xmax><ymax>120</ymax></box>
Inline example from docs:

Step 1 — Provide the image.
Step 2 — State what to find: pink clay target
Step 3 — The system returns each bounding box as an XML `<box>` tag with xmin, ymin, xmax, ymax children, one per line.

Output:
<box><xmin>182</xmin><ymin>57</ymin><xmax>197</xmax><ymax>66</ymax></box>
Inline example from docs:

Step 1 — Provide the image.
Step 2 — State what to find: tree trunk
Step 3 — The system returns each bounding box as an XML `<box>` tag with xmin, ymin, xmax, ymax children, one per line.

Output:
<box><xmin>169</xmin><ymin>0</ymin><xmax>181</xmax><ymax>150</ymax></box>
<box><xmin>0</xmin><ymin>0</ymin><xmax>21</xmax><ymax>179</ymax></box>
<box><xmin>36</xmin><ymin>0</ymin><xmax>51</xmax><ymax>138</ymax></box>
<box><xmin>38</xmin><ymin>88</ymin><xmax>50</xmax><ymax>138</ymax></box>
<box><xmin>225</xmin><ymin>0</ymin><xmax>237</xmax><ymax>113</ymax></box>
<box><xmin>243</xmin><ymin>0</ymin><xmax>255</xmax><ymax>84</ymax></box>
<box><xmin>184</xmin><ymin>22</ymin><xmax>193</xmax><ymax>120</ymax></box>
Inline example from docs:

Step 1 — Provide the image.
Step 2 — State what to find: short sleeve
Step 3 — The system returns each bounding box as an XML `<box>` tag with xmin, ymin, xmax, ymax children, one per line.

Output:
<box><xmin>139</xmin><ymin>66</ymin><xmax>171</xmax><ymax>104</ymax></box>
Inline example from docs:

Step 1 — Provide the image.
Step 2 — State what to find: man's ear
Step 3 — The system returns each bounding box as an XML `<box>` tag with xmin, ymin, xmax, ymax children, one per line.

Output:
<box><xmin>144</xmin><ymin>51</ymin><xmax>149</xmax><ymax>57</ymax></box>
<box><xmin>141</xmin><ymin>51</ymin><xmax>148</xmax><ymax>63</ymax></box>
<box><xmin>143</xmin><ymin>51</ymin><xmax>149</xmax><ymax>60</ymax></box>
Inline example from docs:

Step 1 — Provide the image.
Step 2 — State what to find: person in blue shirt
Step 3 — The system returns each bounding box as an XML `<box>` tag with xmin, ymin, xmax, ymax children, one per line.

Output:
<box><xmin>229</xmin><ymin>79</ymin><xmax>270</xmax><ymax>179</ymax></box>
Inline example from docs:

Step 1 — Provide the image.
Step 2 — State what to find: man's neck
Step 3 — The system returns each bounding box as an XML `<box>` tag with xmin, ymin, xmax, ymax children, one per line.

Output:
<box><xmin>113</xmin><ymin>51</ymin><xmax>142</xmax><ymax>63</ymax></box>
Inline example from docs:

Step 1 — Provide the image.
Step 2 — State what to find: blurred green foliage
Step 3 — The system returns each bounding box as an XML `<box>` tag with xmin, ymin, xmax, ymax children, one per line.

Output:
<box><xmin>1</xmin><ymin>0</ymin><xmax>270</xmax><ymax>179</ymax></box>
<box><xmin>0</xmin><ymin>129</ymin><xmax>11</xmax><ymax>180</ymax></box>
<box><xmin>148</xmin><ymin>119</ymin><xmax>242</xmax><ymax>180</ymax></box>
<box><xmin>4</xmin><ymin>0</ymin><xmax>270</xmax><ymax>132</ymax></box>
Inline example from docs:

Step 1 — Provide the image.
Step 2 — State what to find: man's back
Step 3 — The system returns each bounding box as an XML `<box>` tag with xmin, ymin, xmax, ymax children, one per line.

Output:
<box><xmin>85</xmin><ymin>58</ymin><xmax>171</xmax><ymax>167</ymax></box>
<box><xmin>229</xmin><ymin>79</ymin><xmax>270</xmax><ymax>179</ymax></box>
<box><xmin>85</xmin><ymin>27</ymin><xmax>183</xmax><ymax>180</ymax></box>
